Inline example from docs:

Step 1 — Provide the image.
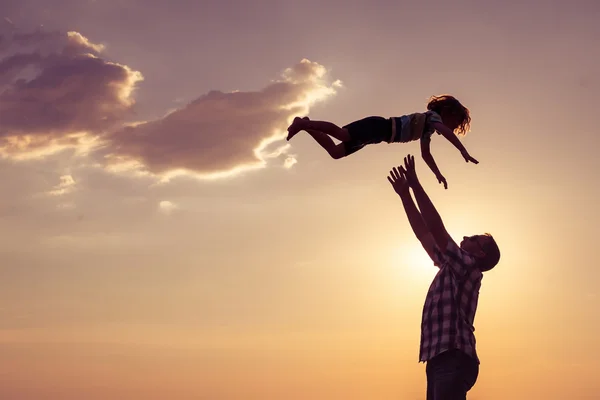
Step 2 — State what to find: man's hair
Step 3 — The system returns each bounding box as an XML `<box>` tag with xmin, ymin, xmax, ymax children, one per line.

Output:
<box><xmin>479</xmin><ymin>233</ymin><xmax>500</xmax><ymax>272</ymax></box>
<box><xmin>426</xmin><ymin>94</ymin><xmax>471</xmax><ymax>135</ymax></box>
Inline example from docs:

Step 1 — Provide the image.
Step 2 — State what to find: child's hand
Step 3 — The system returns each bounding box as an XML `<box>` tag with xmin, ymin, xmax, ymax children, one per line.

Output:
<box><xmin>462</xmin><ymin>151</ymin><xmax>479</xmax><ymax>164</ymax></box>
<box><xmin>436</xmin><ymin>173</ymin><xmax>448</xmax><ymax>190</ymax></box>
<box><xmin>387</xmin><ymin>166</ymin><xmax>410</xmax><ymax>196</ymax></box>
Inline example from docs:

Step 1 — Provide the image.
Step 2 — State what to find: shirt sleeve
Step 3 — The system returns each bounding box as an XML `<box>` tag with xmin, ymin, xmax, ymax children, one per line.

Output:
<box><xmin>442</xmin><ymin>239</ymin><xmax>477</xmax><ymax>278</ymax></box>
<box><xmin>427</xmin><ymin>111</ymin><xmax>443</xmax><ymax>125</ymax></box>
<box><xmin>430</xmin><ymin>245</ymin><xmax>445</xmax><ymax>267</ymax></box>
<box><xmin>421</xmin><ymin>111</ymin><xmax>443</xmax><ymax>142</ymax></box>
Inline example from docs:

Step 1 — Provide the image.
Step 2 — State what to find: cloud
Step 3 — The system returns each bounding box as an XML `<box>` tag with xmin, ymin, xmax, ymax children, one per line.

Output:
<box><xmin>47</xmin><ymin>174</ymin><xmax>76</xmax><ymax>196</ymax></box>
<box><xmin>158</xmin><ymin>200</ymin><xmax>177</xmax><ymax>214</ymax></box>
<box><xmin>0</xmin><ymin>30</ymin><xmax>143</xmax><ymax>158</ymax></box>
<box><xmin>283</xmin><ymin>156</ymin><xmax>298</xmax><ymax>169</ymax></box>
<box><xmin>99</xmin><ymin>58</ymin><xmax>341</xmax><ymax>179</ymax></box>
<box><xmin>0</xmin><ymin>28</ymin><xmax>341</xmax><ymax>182</ymax></box>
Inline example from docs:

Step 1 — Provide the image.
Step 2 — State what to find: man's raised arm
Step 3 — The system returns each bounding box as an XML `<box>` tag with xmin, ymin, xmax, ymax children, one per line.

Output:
<box><xmin>387</xmin><ymin>166</ymin><xmax>439</xmax><ymax>264</ymax></box>
<box><xmin>402</xmin><ymin>155</ymin><xmax>451</xmax><ymax>251</ymax></box>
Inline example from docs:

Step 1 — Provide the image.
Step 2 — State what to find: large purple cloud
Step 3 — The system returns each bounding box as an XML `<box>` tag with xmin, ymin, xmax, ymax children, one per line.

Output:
<box><xmin>100</xmin><ymin>59</ymin><xmax>341</xmax><ymax>178</ymax></box>
<box><xmin>0</xmin><ymin>29</ymin><xmax>341</xmax><ymax>179</ymax></box>
<box><xmin>0</xmin><ymin>30</ymin><xmax>142</xmax><ymax>157</ymax></box>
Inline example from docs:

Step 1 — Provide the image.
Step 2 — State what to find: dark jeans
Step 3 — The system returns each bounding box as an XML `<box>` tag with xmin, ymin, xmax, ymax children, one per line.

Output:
<box><xmin>426</xmin><ymin>349</ymin><xmax>479</xmax><ymax>400</ymax></box>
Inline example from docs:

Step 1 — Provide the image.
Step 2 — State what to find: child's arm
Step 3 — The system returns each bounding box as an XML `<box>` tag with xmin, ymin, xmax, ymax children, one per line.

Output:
<box><xmin>431</xmin><ymin>122</ymin><xmax>479</xmax><ymax>164</ymax></box>
<box><xmin>420</xmin><ymin>139</ymin><xmax>448</xmax><ymax>189</ymax></box>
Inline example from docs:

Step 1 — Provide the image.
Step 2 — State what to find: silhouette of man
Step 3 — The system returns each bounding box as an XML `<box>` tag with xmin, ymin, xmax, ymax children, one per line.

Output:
<box><xmin>387</xmin><ymin>154</ymin><xmax>501</xmax><ymax>400</ymax></box>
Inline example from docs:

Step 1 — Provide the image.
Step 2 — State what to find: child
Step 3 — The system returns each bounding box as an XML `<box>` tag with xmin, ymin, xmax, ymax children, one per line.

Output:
<box><xmin>286</xmin><ymin>94</ymin><xmax>479</xmax><ymax>189</ymax></box>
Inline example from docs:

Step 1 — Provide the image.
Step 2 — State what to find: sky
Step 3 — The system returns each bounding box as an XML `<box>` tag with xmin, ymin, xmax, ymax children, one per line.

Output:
<box><xmin>0</xmin><ymin>0</ymin><xmax>599</xmax><ymax>399</ymax></box>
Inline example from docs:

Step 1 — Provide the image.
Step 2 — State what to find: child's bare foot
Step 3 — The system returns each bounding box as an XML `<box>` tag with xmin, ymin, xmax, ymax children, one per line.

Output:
<box><xmin>286</xmin><ymin>117</ymin><xmax>306</xmax><ymax>141</ymax></box>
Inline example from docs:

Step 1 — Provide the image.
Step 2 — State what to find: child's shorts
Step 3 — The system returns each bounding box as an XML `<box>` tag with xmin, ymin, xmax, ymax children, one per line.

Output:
<box><xmin>342</xmin><ymin>116</ymin><xmax>392</xmax><ymax>155</ymax></box>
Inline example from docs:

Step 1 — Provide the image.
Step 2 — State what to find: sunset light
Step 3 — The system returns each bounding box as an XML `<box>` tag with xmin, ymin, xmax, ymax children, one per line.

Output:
<box><xmin>0</xmin><ymin>2</ymin><xmax>598</xmax><ymax>399</ymax></box>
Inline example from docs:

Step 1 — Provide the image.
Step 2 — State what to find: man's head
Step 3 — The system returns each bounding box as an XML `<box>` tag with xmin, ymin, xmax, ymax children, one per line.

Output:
<box><xmin>460</xmin><ymin>233</ymin><xmax>500</xmax><ymax>272</ymax></box>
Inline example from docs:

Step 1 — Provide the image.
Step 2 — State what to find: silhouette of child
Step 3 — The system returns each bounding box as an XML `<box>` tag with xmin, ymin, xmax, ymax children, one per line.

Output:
<box><xmin>286</xmin><ymin>94</ymin><xmax>479</xmax><ymax>189</ymax></box>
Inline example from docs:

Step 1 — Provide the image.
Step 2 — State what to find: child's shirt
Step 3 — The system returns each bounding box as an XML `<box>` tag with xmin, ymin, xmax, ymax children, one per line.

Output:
<box><xmin>389</xmin><ymin>110</ymin><xmax>443</xmax><ymax>143</ymax></box>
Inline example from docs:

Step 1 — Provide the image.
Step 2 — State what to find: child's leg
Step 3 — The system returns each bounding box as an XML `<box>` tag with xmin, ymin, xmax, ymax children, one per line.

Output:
<box><xmin>287</xmin><ymin>117</ymin><xmax>351</xmax><ymax>142</ymax></box>
<box><xmin>304</xmin><ymin>129</ymin><xmax>347</xmax><ymax>159</ymax></box>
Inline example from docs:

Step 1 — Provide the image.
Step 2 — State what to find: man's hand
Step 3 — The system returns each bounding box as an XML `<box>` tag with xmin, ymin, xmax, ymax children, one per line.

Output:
<box><xmin>461</xmin><ymin>151</ymin><xmax>479</xmax><ymax>164</ymax></box>
<box><xmin>387</xmin><ymin>166</ymin><xmax>410</xmax><ymax>196</ymax></box>
<box><xmin>402</xmin><ymin>154</ymin><xmax>420</xmax><ymax>187</ymax></box>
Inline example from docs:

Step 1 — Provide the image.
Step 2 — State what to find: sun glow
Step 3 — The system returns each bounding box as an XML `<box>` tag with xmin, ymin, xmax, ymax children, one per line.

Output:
<box><xmin>405</xmin><ymin>244</ymin><xmax>437</xmax><ymax>271</ymax></box>
<box><xmin>389</xmin><ymin>243</ymin><xmax>438</xmax><ymax>283</ymax></box>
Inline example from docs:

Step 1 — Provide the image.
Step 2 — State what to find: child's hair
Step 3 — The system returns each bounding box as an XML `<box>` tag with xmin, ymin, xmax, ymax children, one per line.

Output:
<box><xmin>426</xmin><ymin>94</ymin><xmax>471</xmax><ymax>135</ymax></box>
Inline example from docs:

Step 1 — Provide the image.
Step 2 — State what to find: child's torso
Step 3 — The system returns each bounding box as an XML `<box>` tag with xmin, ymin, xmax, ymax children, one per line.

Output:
<box><xmin>389</xmin><ymin>111</ymin><xmax>441</xmax><ymax>143</ymax></box>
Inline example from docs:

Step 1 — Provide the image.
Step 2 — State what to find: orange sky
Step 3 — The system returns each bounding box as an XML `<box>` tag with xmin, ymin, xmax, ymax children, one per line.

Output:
<box><xmin>0</xmin><ymin>1</ymin><xmax>599</xmax><ymax>399</ymax></box>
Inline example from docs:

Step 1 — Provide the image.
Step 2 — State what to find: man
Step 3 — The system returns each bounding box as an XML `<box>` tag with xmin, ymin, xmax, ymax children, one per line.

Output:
<box><xmin>387</xmin><ymin>155</ymin><xmax>501</xmax><ymax>400</ymax></box>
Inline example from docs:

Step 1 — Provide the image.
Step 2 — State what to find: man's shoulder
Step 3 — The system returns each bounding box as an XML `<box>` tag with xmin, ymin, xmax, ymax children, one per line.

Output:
<box><xmin>436</xmin><ymin>239</ymin><xmax>480</xmax><ymax>277</ymax></box>
<box><xmin>436</xmin><ymin>238</ymin><xmax>460</xmax><ymax>256</ymax></box>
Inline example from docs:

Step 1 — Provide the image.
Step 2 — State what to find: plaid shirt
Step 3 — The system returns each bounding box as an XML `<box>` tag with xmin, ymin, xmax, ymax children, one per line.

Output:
<box><xmin>419</xmin><ymin>239</ymin><xmax>483</xmax><ymax>364</ymax></box>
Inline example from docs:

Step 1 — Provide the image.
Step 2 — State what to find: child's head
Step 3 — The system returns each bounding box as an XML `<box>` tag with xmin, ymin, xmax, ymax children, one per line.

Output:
<box><xmin>460</xmin><ymin>233</ymin><xmax>500</xmax><ymax>272</ymax></box>
<box><xmin>427</xmin><ymin>94</ymin><xmax>471</xmax><ymax>135</ymax></box>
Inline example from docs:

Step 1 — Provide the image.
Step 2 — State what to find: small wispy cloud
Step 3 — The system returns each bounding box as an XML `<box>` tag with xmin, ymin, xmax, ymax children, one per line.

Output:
<box><xmin>158</xmin><ymin>200</ymin><xmax>177</xmax><ymax>214</ymax></box>
<box><xmin>283</xmin><ymin>156</ymin><xmax>298</xmax><ymax>169</ymax></box>
<box><xmin>47</xmin><ymin>175</ymin><xmax>76</xmax><ymax>196</ymax></box>
<box><xmin>56</xmin><ymin>202</ymin><xmax>76</xmax><ymax>210</ymax></box>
